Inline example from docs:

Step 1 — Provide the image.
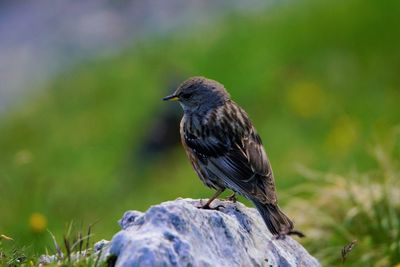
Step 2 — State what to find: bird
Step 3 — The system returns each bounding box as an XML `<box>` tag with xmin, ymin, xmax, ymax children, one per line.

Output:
<box><xmin>163</xmin><ymin>76</ymin><xmax>296</xmax><ymax>237</ymax></box>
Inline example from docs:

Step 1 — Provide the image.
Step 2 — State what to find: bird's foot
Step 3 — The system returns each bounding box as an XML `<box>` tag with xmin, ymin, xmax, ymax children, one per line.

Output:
<box><xmin>225</xmin><ymin>193</ymin><xmax>237</xmax><ymax>203</ymax></box>
<box><xmin>198</xmin><ymin>200</ymin><xmax>224</xmax><ymax>210</ymax></box>
<box><xmin>199</xmin><ymin>202</ymin><xmax>211</xmax><ymax>209</ymax></box>
<box><xmin>274</xmin><ymin>228</ymin><xmax>306</xmax><ymax>240</ymax></box>
<box><xmin>201</xmin><ymin>204</ymin><xmax>225</xmax><ymax>210</ymax></box>
<box><xmin>274</xmin><ymin>232</ymin><xmax>287</xmax><ymax>240</ymax></box>
<box><xmin>275</xmin><ymin>235</ymin><xmax>285</xmax><ymax>240</ymax></box>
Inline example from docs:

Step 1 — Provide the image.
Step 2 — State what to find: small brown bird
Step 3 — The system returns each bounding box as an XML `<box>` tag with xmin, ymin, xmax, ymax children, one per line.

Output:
<box><xmin>163</xmin><ymin>76</ymin><xmax>294</xmax><ymax>237</ymax></box>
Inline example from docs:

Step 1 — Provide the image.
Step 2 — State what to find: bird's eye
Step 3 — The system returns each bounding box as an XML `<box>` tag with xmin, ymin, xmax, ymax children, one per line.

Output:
<box><xmin>180</xmin><ymin>92</ymin><xmax>192</xmax><ymax>99</ymax></box>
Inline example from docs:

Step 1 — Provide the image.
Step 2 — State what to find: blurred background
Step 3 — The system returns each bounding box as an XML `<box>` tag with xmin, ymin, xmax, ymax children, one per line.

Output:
<box><xmin>0</xmin><ymin>0</ymin><xmax>399</xmax><ymax>266</ymax></box>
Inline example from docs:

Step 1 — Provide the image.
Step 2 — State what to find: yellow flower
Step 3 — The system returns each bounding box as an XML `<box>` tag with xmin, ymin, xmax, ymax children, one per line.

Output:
<box><xmin>286</xmin><ymin>81</ymin><xmax>327</xmax><ymax>118</ymax></box>
<box><xmin>29</xmin><ymin>213</ymin><xmax>47</xmax><ymax>233</ymax></box>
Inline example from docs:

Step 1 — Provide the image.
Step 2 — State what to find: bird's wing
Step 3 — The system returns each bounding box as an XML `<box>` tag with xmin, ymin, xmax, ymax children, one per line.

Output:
<box><xmin>184</xmin><ymin>123</ymin><xmax>277</xmax><ymax>204</ymax></box>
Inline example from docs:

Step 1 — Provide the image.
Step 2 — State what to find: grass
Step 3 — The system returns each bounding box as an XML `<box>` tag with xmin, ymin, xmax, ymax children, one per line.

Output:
<box><xmin>0</xmin><ymin>0</ymin><xmax>399</xmax><ymax>265</ymax></box>
<box><xmin>0</xmin><ymin>235</ymin><xmax>31</xmax><ymax>266</ymax></box>
<box><xmin>0</xmin><ymin>223</ymin><xmax>106</xmax><ymax>267</ymax></box>
<box><xmin>286</xmin><ymin>130</ymin><xmax>400</xmax><ymax>266</ymax></box>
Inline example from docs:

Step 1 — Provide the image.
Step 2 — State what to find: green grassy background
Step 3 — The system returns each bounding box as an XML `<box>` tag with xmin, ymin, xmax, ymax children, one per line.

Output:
<box><xmin>0</xmin><ymin>0</ymin><xmax>399</xmax><ymax>265</ymax></box>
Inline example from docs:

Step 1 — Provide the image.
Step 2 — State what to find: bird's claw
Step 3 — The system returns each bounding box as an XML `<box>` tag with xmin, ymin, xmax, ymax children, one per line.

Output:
<box><xmin>198</xmin><ymin>200</ymin><xmax>224</xmax><ymax>210</ymax></box>
<box><xmin>274</xmin><ymin>234</ymin><xmax>286</xmax><ymax>240</ymax></box>
<box><xmin>225</xmin><ymin>193</ymin><xmax>237</xmax><ymax>203</ymax></box>
<box><xmin>199</xmin><ymin>204</ymin><xmax>225</xmax><ymax>210</ymax></box>
<box><xmin>199</xmin><ymin>203</ymin><xmax>211</xmax><ymax>209</ymax></box>
<box><xmin>273</xmin><ymin>228</ymin><xmax>306</xmax><ymax>240</ymax></box>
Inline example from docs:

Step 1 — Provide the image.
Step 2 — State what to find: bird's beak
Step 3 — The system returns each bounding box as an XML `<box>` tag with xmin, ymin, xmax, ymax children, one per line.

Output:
<box><xmin>162</xmin><ymin>94</ymin><xmax>179</xmax><ymax>101</ymax></box>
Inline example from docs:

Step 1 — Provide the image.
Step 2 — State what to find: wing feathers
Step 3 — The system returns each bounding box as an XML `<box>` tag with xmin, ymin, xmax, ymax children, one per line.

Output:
<box><xmin>183</xmin><ymin>102</ymin><xmax>277</xmax><ymax>204</ymax></box>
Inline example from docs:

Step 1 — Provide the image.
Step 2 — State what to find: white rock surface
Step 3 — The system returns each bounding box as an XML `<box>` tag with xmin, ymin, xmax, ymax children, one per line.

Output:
<box><xmin>101</xmin><ymin>198</ymin><xmax>320</xmax><ymax>267</ymax></box>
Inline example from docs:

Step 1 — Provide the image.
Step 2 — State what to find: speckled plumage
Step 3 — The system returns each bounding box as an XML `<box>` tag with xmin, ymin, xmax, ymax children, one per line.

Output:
<box><xmin>164</xmin><ymin>76</ymin><xmax>294</xmax><ymax>236</ymax></box>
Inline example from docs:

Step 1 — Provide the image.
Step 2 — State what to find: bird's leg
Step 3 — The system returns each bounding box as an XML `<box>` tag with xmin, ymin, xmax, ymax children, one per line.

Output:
<box><xmin>201</xmin><ymin>188</ymin><xmax>225</xmax><ymax>209</ymax></box>
<box><xmin>274</xmin><ymin>226</ymin><xmax>290</xmax><ymax>240</ymax></box>
<box><xmin>225</xmin><ymin>192</ymin><xmax>237</xmax><ymax>203</ymax></box>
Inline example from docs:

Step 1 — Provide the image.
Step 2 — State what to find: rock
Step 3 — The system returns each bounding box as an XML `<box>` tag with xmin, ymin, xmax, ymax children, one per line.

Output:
<box><xmin>94</xmin><ymin>239</ymin><xmax>110</xmax><ymax>253</ymax></box>
<box><xmin>101</xmin><ymin>198</ymin><xmax>320</xmax><ymax>267</ymax></box>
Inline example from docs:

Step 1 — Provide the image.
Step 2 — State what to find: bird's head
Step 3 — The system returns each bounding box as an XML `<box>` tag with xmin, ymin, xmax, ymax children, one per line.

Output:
<box><xmin>163</xmin><ymin>76</ymin><xmax>230</xmax><ymax>113</ymax></box>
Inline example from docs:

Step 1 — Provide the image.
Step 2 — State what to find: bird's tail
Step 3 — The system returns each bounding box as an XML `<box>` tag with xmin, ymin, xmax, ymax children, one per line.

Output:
<box><xmin>252</xmin><ymin>201</ymin><xmax>294</xmax><ymax>236</ymax></box>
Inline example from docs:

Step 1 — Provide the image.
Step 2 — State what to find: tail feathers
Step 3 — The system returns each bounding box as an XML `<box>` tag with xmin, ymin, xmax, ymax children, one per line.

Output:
<box><xmin>253</xmin><ymin>201</ymin><xmax>294</xmax><ymax>236</ymax></box>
